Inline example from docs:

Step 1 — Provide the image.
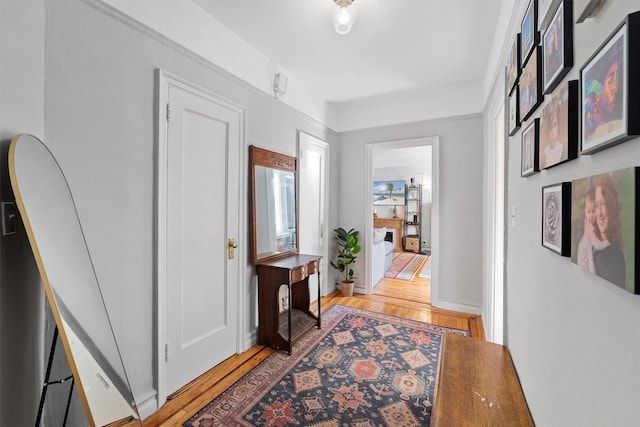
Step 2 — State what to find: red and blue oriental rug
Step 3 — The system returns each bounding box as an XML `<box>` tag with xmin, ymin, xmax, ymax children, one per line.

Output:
<box><xmin>184</xmin><ymin>304</ymin><xmax>468</xmax><ymax>426</ymax></box>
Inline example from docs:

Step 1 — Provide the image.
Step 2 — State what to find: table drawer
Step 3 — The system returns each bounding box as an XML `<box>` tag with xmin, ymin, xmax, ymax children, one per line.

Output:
<box><xmin>307</xmin><ymin>260</ymin><xmax>319</xmax><ymax>275</ymax></box>
<box><xmin>290</xmin><ymin>265</ymin><xmax>308</xmax><ymax>283</ymax></box>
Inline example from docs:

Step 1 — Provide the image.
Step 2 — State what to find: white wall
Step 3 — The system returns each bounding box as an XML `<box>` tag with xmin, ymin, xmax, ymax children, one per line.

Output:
<box><xmin>99</xmin><ymin>0</ymin><xmax>329</xmax><ymax>130</ymax></box>
<box><xmin>0</xmin><ymin>0</ymin><xmax>46</xmax><ymax>424</ymax></box>
<box><xmin>338</xmin><ymin>115</ymin><xmax>483</xmax><ymax>312</ymax></box>
<box><xmin>42</xmin><ymin>0</ymin><xmax>336</xmax><ymax>417</ymax></box>
<box><xmin>488</xmin><ymin>1</ymin><xmax>640</xmax><ymax>424</ymax></box>
<box><xmin>330</xmin><ymin>81</ymin><xmax>484</xmax><ymax>133</ymax></box>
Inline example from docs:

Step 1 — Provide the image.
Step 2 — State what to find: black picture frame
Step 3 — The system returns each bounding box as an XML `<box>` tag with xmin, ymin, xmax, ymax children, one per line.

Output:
<box><xmin>538</xmin><ymin>0</ymin><xmax>561</xmax><ymax>32</ymax></box>
<box><xmin>521</xmin><ymin>0</ymin><xmax>539</xmax><ymax>66</ymax></box>
<box><xmin>539</xmin><ymin>80</ymin><xmax>579</xmax><ymax>169</ymax></box>
<box><xmin>507</xmin><ymin>34</ymin><xmax>521</xmax><ymax>96</ymax></box>
<box><xmin>542</xmin><ymin>182</ymin><xmax>571</xmax><ymax>256</ymax></box>
<box><xmin>508</xmin><ymin>86</ymin><xmax>521</xmax><ymax>136</ymax></box>
<box><xmin>570</xmin><ymin>168</ymin><xmax>639</xmax><ymax>294</ymax></box>
<box><xmin>520</xmin><ymin>46</ymin><xmax>543</xmax><ymax>122</ymax></box>
<box><xmin>521</xmin><ymin>118</ymin><xmax>539</xmax><ymax>177</ymax></box>
<box><xmin>543</xmin><ymin>0</ymin><xmax>573</xmax><ymax>94</ymax></box>
<box><xmin>581</xmin><ymin>12</ymin><xmax>640</xmax><ymax>154</ymax></box>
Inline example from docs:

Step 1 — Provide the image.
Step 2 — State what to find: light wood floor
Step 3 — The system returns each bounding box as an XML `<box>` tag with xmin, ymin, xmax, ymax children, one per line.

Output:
<box><xmin>144</xmin><ymin>270</ymin><xmax>483</xmax><ymax>426</ymax></box>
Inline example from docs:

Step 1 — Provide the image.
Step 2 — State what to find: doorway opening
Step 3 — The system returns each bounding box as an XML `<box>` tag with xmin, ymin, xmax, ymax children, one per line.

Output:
<box><xmin>364</xmin><ymin>137</ymin><xmax>439</xmax><ymax>304</ymax></box>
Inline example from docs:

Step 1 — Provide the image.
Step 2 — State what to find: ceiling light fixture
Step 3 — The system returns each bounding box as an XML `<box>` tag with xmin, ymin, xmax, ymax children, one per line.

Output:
<box><xmin>333</xmin><ymin>0</ymin><xmax>355</xmax><ymax>35</ymax></box>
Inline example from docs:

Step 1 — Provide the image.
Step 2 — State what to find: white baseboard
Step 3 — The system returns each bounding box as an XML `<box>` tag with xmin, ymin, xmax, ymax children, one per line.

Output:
<box><xmin>244</xmin><ymin>329</ymin><xmax>258</xmax><ymax>351</ymax></box>
<box><xmin>136</xmin><ymin>389</ymin><xmax>158</xmax><ymax>420</ymax></box>
<box><xmin>432</xmin><ymin>298</ymin><xmax>482</xmax><ymax>316</ymax></box>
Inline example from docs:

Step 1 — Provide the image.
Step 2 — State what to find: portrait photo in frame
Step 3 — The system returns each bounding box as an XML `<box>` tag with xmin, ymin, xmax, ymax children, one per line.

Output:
<box><xmin>508</xmin><ymin>86</ymin><xmax>521</xmax><ymax>136</ymax></box>
<box><xmin>543</xmin><ymin>0</ymin><xmax>573</xmax><ymax>94</ymax></box>
<box><xmin>581</xmin><ymin>12</ymin><xmax>640</xmax><ymax>154</ymax></box>
<box><xmin>520</xmin><ymin>46</ymin><xmax>543</xmax><ymax>122</ymax></box>
<box><xmin>521</xmin><ymin>0</ymin><xmax>539</xmax><ymax>66</ymax></box>
<box><xmin>521</xmin><ymin>118</ymin><xmax>539</xmax><ymax>177</ymax></box>
<box><xmin>507</xmin><ymin>34</ymin><xmax>521</xmax><ymax>96</ymax></box>
<box><xmin>571</xmin><ymin>168</ymin><xmax>639</xmax><ymax>294</ymax></box>
<box><xmin>542</xmin><ymin>182</ymin><xmax>571</xmax><ymax>256</ymax></box>
<box><xmin>539</xmin><ymin>80</ymin><xmax>578</xmax><ymax>169</ymax></box>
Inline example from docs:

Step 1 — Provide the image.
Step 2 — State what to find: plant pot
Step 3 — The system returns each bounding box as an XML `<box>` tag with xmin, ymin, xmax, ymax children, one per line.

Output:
<box><xmin>340</xmin><ymin>281</ymin><xmax>354</xmax><ymax>297</ymax></box>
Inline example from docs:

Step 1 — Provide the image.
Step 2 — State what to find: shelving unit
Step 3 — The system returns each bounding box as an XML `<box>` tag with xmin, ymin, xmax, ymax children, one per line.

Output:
<box><xmin>404</xmin><ymin>184</ymin><xmax>421</xmax><ymax>252</ymax></box>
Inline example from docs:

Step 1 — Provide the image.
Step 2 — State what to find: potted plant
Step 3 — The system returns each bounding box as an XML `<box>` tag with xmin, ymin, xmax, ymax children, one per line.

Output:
<box><xmin>330</xmin><ymin>227</ymin><xmax>361</xmax><ymax>296</ymax></box>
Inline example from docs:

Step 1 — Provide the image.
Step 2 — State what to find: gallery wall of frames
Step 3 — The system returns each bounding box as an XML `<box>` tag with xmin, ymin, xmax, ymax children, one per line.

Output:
<box><xmin>506</xmin><ymin>0</ymin><xmax>640</xmax><ymax>295</ymax></box>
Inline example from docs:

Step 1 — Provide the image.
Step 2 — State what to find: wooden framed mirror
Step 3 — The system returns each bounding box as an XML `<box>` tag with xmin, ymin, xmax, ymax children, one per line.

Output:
<box><xmin>249</xmin><ymin>145</ymin><xmax>299</xmax><ymax>264</ymax></box>
<box><xmin>9</xmin><ymin>134</ymin><xmax>140</xmax><ymax>426</ymax></box>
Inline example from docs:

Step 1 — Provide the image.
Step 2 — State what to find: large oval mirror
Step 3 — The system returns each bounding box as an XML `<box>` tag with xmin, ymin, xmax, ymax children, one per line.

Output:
<box><xmin>249</xmin><ymin>145</ymin><xmax>298</xmax><ymax>264</ymax></box>
<box><xmin>9</xmin><ymin>134</ymin><xmax>140</xmax><ymax>426</ymax></box>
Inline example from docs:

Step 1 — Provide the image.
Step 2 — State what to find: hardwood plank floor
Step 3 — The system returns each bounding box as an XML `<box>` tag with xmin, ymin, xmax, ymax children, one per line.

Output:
<box><xmin>144</xmin><ymin>274</ymin><xmax>483</xmax><ymax>426</ymax></box>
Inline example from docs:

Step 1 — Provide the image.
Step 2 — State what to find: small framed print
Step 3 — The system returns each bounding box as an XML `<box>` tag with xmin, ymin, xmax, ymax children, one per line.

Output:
<box><xmin>539</xmin><ymin>80</ymin><xmax>578</xmax><ymax>169</ymax></box>
<box><xmin>521</xmin><ymin>0</ymin><xmax>539</xmax><ymax>66</ymax></box>
<box><xmin>507</xmin><ymin>34</ymin><xmax>521</xmax><ymax>96</ymax></box>
<box><xmin>581</xmin><ymin>12</ymin><xmax>640</xmax><ymax>154</ymax></box>
<box><xmin>542</xmin><ymin>182</ymin><xmax>571</xmax><ymax>256</ymax></box>
<box><xmin>543</xmin><ymin>0</ymin><xmax>573</xmax><ymax>94</ymax></box>
<box><xmin>508</xmin><ymin>86</ymin><xmax>521</xmax><ymax>136</ymax></box>
<box><xmin>521</xmin><ymin>118</ymin><xmax>539</xmax><ymax>177</ymax></box>
<box><xmin>571</xmin><ymin>168</ymin><xmax>639</xmax><ymax>294</ymax></box>
<box><xmin>520</xmin><ymin>46</ymin><xmax>543</xmax><ymax>122</ymax></box>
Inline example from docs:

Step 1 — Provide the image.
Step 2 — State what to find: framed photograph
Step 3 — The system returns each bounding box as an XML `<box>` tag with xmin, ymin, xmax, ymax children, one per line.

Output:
<box><xmin>507</xmin><ymin>34</ymin><xmax>521</xmax><ymax>96</ymax></box>
<box><xmin>373</xmin><ymin>180</ymin><xmax>405</xmax><ymax>206</ymax></box>
<box><xmin>520</xmin><ymin>46</ymin><xmax>543</xmax><ymax>122</ymax></box>
<box><xmin>543</xmin><ymin>1</ymin><xmax>573</xmax><ymax>94</ymax></box>
<box><xmin>542</xmin><ymin>182</ymin><xmax>571</xmax><ymax>256</ymax></box>
<box><xmin>539</xmin><ymin>80</ymin><xmax>578</xmax><ymax>169</ymax></box>
<box><xmin>538</xmin><ymin>0</ymin><xmax>560</xmax><ymax>31</ymax></box>
<box><xmin>407</xmin><ymin>188</ymin><xmax>419</xmax><ymax>200</ymax></box>
<box><xmin>571</xmin><ymin>168</ymin><xmax>639</xmax><ymax>294</ymax></box>
<box><xmin>521</xmin><ymin>0</ymin><xmax>539</xmax><ymax>66</ymax></box>
<box><xmin>521</xmin><ymin>118</ymin><xmax>539</xmax><ymax>177</ymax></box>
<box><xmin>581</xmin><ymin>12</ymin><xmax>640</xmax><ymax>154</ymax></box>
<box><xmin>508</xmin><ymin>86</ymin><xmax>521</xmax><ymax>136</ymax></box>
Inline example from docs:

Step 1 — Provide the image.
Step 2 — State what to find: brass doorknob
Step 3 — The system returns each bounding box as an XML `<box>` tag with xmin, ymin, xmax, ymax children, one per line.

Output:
<box><xmin>228</xmin><ymin>238</ymin><xmax>238</xmax><ymax>259</ymax></box>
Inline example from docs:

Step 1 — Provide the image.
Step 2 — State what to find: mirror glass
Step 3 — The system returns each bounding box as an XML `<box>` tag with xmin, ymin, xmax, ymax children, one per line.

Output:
<box><xmin>250</xmin><ymin>145</ymin><xmax>298</xmax><ymax>263</ymax></box>
<box><xmin>9</xmin><ymin>134</ymin><xmax>140</xmax><ymax>426</ymax></box>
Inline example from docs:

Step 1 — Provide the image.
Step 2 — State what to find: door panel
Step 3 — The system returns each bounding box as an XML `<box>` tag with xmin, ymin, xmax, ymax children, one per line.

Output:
<box><xmin>299</xmin><ymin>133</ymin><xmax>329</xmax><ymax>298</ymax></box>
<box><xmin>165</xmin><ymin>85</ymin><xmax>240</xmax><ymax>393</ymax></box>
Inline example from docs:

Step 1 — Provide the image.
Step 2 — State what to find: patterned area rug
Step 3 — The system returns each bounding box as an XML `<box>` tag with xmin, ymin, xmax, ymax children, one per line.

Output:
<box><xmin>385</xmin><ymin>252</ymin><xmax>428</xmax><ymax>281</ymax></box>
<box><xmin>184</xmin><ymin>305</ymin><xmax>468</xmax><ymax>427</ymax></box>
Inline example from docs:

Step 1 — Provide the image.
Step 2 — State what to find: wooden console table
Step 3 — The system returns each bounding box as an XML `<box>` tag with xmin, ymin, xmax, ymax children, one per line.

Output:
<box><xmin>256</xmin><ymin>254</ymin><xmax>321</xmax><ymax>354</ymax></box>
<box><xmin>431</xmin><ymin>334</ymin><xmax>534</xmax><ymax>426</ymax></box>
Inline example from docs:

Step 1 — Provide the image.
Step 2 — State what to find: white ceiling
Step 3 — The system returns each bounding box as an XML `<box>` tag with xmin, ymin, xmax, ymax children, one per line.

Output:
<box><xmin>193</xmin><ymin>0</ymin><xmax>505</xmax><ymax>104</ymax></box>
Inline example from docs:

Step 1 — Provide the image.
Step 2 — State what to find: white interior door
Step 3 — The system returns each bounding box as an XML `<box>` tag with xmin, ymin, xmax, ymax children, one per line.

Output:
<box><xmin>158</xmin><ymin>72</ymin><xmax>242</xmax><ymax>396</ymax></box>
<box><xmin>298</xmin><ymin>132</ymin><xmax>329</xmax><ymax>299</ymax></box>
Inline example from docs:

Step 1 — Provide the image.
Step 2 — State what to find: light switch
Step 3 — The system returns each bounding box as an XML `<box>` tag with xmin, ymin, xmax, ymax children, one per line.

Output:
<box><xmin>511</xmin><ymin>205</ymin><xmax>517</xmax><ymax>228</ymax></box>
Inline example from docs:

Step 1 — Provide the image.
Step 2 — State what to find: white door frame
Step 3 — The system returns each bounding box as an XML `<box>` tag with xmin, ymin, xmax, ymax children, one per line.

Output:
<box><xmin>298</xmin><ymin>131</ymin><xmax>330</xmax><ymax>296</ymax></box>
<box><xmin>484</xmin><ymin>74</ymin><xmax>506</xmax><ymax>344</ymax></box>
<box><xmin>364</xmin><ymin>137</ymin><xmax>439</xmax><ymax>297</ymax></box>
<box><xmin>155</xmin><ymin>69</ymin><xmax>246</xmax><ymax>407</ymax></box>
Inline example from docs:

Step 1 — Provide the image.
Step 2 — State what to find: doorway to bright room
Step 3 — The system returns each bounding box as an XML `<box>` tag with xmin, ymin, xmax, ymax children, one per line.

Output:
<box><xmin>370</xmin><ymin>142</ymin><xmax>433</xmax><ymax>304</ymax></box>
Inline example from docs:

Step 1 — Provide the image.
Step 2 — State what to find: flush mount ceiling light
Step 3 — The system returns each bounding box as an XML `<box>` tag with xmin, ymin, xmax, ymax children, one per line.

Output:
<box><xmin>333</xmin><ymin>0</ymin><xmax>355</xmax><ymax>35</ymax></box>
